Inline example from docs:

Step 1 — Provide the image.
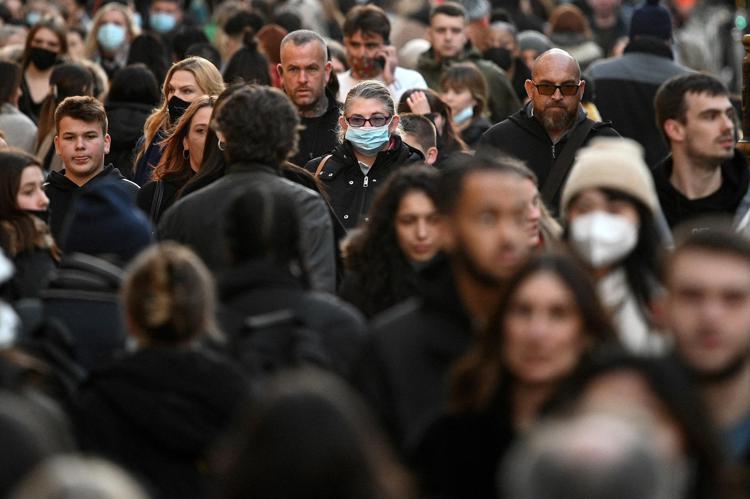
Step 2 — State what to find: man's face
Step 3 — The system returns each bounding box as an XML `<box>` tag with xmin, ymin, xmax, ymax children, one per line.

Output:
<box><xmin>428</xmin><ymin>14</ymin><xmax>467</xmax><ymax>60</ymax></box>
<box><xmin>666</xmin><ymin>92</ymin><xmax>735</xmax><ymax>165</ymax></box>
<box><xmin>667</xmin><ymin>250</ymin><xmax>750</xmax><ymax>380</ymax></box>
<box><xmin>524</xmin><ymin>53</ymin><xmax>584</xmax><ymax>136</ymax></box>
<box><xmin>278</xmin><ymin>41</ymin><xmax>332</xmax><ymax>111</ymax></box>
<box><xmin>444</xmin><ymin>171</ymin><xmax>530</xmax><ymax>285</ymax></box>
<box><xmin>344</xmin><ymin>30</ymin><xmax>384</xmax><ymax>79</ymax></box>
<box><xmin>151</xmin><ymin>0</ymin><xmax>181</xmax><ymax>19</ymax></box>
<box><xmin>54</xmin><ymin>117</ymin><xmax>110</xmax><ymax>185</ymax></box>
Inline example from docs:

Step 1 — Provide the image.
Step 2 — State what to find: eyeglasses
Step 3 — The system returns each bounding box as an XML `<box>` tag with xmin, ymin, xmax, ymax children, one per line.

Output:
<box><xmin>532</xmin><ymin>81</ymin><xmax>582</xmax><ymax>96</ymax></box>
<box><xmin>346</xmin><ymin>114</ymin><xmax>392</xmax><ymax>128</ymax></box>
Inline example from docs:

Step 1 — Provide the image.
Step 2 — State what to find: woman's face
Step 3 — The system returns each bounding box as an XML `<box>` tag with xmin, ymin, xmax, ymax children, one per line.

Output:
<box><xmin>166</xmin><ymin>70</ymin><xmax>201</xmax><ymax>103</ymax></box>
<box><xmin>503</xmin><ymin>271</ymin><xmax>588</xmax><ymax>387</ymax></box>
<box><xmin>440</xmin><ymin>86</ymin><xmax>476</xmax><ymax>117</ymax></box>
<box><xmin>341</xmin><ymin>97</ymin><xmax>398</xmax><ymax>133</ymax></box>
<box><xmin>30</xmin><ymin>27</ymin><xmax>62</xmax><ymax>54</ymax></box>
<box><xmin>100</xmin><ymin>9</ymin><xmax>127</xmax><ymax>29</ymax></box>
<box><xmin>183</xmin><ymin>105</ymin><xmax>212</xmax><ymax>172</ymax></box>
<box><xmin>16</xmin><ymin>165</ymin><xmax>49</xmax><ymax>211</ymax></box>
<box><xmin>394</xmin><ymin>190</ymin><xmax>441</xmax><ymax>263</ymax></box>
<box><xmin>522</xmin><ymin>179</ymin><xmax>541</xmax><ymax>247</ymax></box>
<box><xmin>566</xmin><ymin>188</ymin><xmax>640</xmax><ymax>227</ymax></box>
<box><xmin>66</xmin><ymin>30</ymin><xmax>85</xmax><ymax>60</ymax></box>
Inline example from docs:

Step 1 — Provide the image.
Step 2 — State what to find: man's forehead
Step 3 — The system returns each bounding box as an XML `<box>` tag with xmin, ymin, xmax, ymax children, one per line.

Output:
<box><xmin>532</xmin><ymin>53</ymin><xmax>579</xmax><ymax>81</ymax></box>
<box><xmin>460</xmin><ymin>171</ymin><xmax>525</xmax><ymax>201</ymax></box>
<box><xmin>58</xmin><ymin>117</ymin><xmax>102</xmax><ymax>134</ymax></box>
<box><xmin>281</xmin><ymin>41</ymin><xmax>326</xmax><ymax>63</ymax></box>
<box><xmin>346</xmin><ymin>31</ymin><xmax>384</xmax><ymax>43</ymax></box>
<box><xmin>432</xmin><ymin>13</ymin><xmax>464</xmax><ymax>27</ymax></box>
<box><xmin>684</xmin><ymin>91</ymin><xmax>732</xmax><ymax>113</ymax></box>
<box><xmin>670</xmin><ymin>250</ymin><xmax>750</xmax><ymax>286</ymax></box>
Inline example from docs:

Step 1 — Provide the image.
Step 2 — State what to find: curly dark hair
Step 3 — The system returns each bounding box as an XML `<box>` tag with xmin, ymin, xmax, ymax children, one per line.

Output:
<box><xmin>344</xmin><ymin>167</ymin><xmax>439</xmax><ymax>317</ymax></box>
<box><xmin>213</xmin><ymin>84</ymin><xmax>299</xmax><ymax>165</ymax></box>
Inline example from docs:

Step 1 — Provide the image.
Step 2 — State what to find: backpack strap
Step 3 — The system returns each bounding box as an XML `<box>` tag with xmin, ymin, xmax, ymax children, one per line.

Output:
<box><xmin>315</xmin><ymin>154</ymin><xmax>332</xmax><ymax>178</ymax></box>
<box><xmin>540</xmin><ymin>119</ymin><xmax>598</xmax><ymax>206</ymax></box>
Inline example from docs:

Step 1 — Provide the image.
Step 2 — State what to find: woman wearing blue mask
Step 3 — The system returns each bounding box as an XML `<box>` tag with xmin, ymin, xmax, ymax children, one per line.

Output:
<box><xmin>439</xmin><ymin>63</ymin><xmax>491</xmax><ymax>149</ymax></box>
<box><xmin>306</xmin><ymin>80</ymin><xmax>422</xmax><ymax>231</ymax></box>
<box><xmin>84</xmin><ymin>3</ymin><xmax>140</xmax><ymax>81</ymax></box>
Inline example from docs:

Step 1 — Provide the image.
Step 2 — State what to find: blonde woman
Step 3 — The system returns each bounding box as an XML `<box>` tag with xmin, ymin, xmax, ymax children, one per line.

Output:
<box><xmin>137</xmin><ymin>95</ymin><xmax>216</xmax><ymax>223</ymax></box>
<box><xmin>83</xmin><ymin>3</ymin><xmax>139</xmax><ymax>81</ymax></box>
<box><xmin>132</xmin><ymin>56</ymin><xmax>224</xmax><ymax>185</ymax></box>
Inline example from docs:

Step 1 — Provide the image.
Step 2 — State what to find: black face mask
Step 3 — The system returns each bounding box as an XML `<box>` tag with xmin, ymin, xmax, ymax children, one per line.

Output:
<box><xmin>29</xmin><ymin>47</ymin><xmax>58</xmax><ymax>70</ymax></box>
<box><xmin>167</xmin><ymin>95</ymin><xmax>190</xmax><ymax>124</ymax></box>
<box><xmin>483</xmin><ymin>47</ymin><xmax>513</xmax><ymax>72</ymax></box>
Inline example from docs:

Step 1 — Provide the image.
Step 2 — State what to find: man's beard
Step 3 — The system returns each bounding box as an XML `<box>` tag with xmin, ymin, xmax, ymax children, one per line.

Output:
<box><xmin>684</xmin><ymin>350</ymin><xmax>750</xmax><ymax>384</ymax></box>
<box><xmin>453</xmin><ymin>241</ymin><xmax>505</xmax><ymax>288</ymax></box>
<box><xmin>541</xmin><ymin>106</ymin><xmax>576</xmax><ymax>133</ymax></box>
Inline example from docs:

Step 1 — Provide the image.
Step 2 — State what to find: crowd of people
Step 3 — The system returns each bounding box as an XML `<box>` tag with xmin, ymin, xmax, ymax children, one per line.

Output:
<box><xmin>0</xmin><ymin>0</ymin><xmax>748</xmax><ymax>496</ymax></box>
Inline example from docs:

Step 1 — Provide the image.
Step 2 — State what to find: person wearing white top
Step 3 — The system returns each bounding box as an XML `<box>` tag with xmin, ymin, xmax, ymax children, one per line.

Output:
<box><xmin>338</xmin><ymin>4</ymin><xmax>427</xmax><ymax>104</ymax></box>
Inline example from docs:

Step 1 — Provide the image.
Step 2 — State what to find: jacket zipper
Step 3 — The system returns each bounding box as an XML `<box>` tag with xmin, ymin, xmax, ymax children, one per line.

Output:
<box><xmin>363</xmin><ymin>175</ymin><xmax>369</xmax><ymax>187</ymax></box>
<box><xmin>551</xmin><ymin>143</ymin><xmax>556</xmax><ymax>159</ymax></box>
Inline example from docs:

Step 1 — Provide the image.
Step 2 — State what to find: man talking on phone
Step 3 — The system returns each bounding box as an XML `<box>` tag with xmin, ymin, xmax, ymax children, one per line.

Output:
<box><xmin>338</xmin><ymin>4</ymin><xmax>428</xmax><ymax>103</ymax></box>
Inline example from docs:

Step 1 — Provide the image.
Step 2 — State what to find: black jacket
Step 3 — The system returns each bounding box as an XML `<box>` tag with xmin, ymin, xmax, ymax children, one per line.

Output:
<box><xmin>45</xmin><ymin>165</ymin><xmax>139</xmax><ymax>242</ymax></box>
<box><xmin>158</xmin><ymin>162</ymin><xmax>336</xmax><ymax>292</ymax></box>
<box><xmin>104</xmin><ymin>101</ymin><xmax>153</xmax><ymax>180</ymax></box>
<box><xmin>218</xmin><ymin>260</ymin><xmax>367</xmax><ymax>376</ymax></box>
<box><xmin>137</xmin><ymin>177</ymin><xmax>186</xmax><ymax>224</ymax></box>
<box><xmin>306</xmin><ymin>136</ymin><xmax>422</xmax><ymax>230</ymax></box>
<box><xmin>76</xmin><ymin>346</ymin><xmax>250</xmax><ymax>499</ymax></box>
<box><xmin>40</xmin><ymin>253</ymin><xmax>127</xmax><ymax>371</ymax></box>
<box><xmin>478</xmin><ymin>104</ymin><xmax>619</xmax><ymax>210</ymax></box>
<box><xmin>586</xmin><ymin>38</ymin><xmax>692</xmax><ymax>167</ymax></box>
<box><xmin>652</xmin><ymin>150</ymin><xmax>750</xmax><ymax>230</ymax></box>
<box><xmin>289</xmin><ymin>90</ymin><xmax>341</xmax><ymax>167</ymax></box>
<box><xmin>350</xmin><ymin>259</ymin><xmax>475</xmax><ymax>452</ymax></box>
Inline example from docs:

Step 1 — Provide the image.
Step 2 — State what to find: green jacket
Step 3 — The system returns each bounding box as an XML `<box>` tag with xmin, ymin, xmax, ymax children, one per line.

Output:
<box><xmin>416</xmin><ymin>47</ymin><xmax>522</xmax><ymax>124</ymax></box>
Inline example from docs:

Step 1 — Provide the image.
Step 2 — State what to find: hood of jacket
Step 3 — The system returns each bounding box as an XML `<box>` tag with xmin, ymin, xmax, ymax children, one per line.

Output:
<box><xmin>85</xmin><ymin>347</ymin><xmax>248</xmax><ymax>455</ymax></box>
<box><xmin>47</xmin><ymin>164</ymin><xmax>129</xmax><ymax>192</ymax></box>
<box><xmin>105</xmin><ymin>102</ymin><xmax>153</xmax><ymax>147</ymax></box>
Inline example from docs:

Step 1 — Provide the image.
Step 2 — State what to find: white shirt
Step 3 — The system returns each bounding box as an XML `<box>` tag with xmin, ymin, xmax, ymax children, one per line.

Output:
<box><xmin>337</xmin><ymin>67</ymin><xmax>428</xmax><ymax>104</ymax></box>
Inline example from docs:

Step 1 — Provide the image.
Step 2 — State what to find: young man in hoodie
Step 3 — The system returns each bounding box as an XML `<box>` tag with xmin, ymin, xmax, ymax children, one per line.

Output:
<box><xmin>46</xmin><ymin>95</ymin><xmax>139</xmax><ymax>241</ymax></box>
<box><xmin>653</xmin><ymin>73</ymin><xmax>749</xmax><ymax>233</ymax></box>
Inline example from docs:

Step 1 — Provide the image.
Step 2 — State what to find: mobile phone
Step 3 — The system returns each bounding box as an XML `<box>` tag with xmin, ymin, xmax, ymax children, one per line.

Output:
<box><xmin>376</xmin><ymin>56</ymin><xmax>386</xmax><ymax>69</ymax></box>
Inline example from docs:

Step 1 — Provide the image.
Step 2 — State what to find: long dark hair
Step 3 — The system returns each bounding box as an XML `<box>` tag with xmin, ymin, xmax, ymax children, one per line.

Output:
<box><xmin>344</xmin><ymin>167</ymin><xmax>439</xmax><ymax>317</ymax></box>
<box><xmin>222</xmin><ymin>29</ymin><xmax>271</xmax><ymax>86</ymax></box>
<box><xmin>546</xmin><ymin>347</ymin><xmax>728</xmax><ymax>499</ymax></box>
<box><xmin>564</xmin><ymin>188</ymin><xmax>665</xmax><ymax>317</ymax></box>
<box><xmin>451</xmin><ymin>253</ymin><xmax>615</xmax><ymax>412</ymax></box>
<box><xmin>0</xmin><ymin>151</ymin><xmax>54</xmax><ymax>257</ymax></box>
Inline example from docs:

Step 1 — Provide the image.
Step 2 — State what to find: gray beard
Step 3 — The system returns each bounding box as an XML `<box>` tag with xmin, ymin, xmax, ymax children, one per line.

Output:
<box><xmin>541</xmin><ymin>107</ymin><xmax>576</xmax><ymax>134</ymax></box>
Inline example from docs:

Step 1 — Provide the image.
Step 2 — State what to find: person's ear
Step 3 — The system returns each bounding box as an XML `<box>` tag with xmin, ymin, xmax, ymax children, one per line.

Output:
<box><xmin>324</xmin><ymin>60</ymin><xmax>332</xmax><ymax>83</ymax></box>
<box><xmin>183</xmin><ymin>135</ymin><xmax>189</xmax><ymax>152</ymax></box>
<box><xmin>103</xmin><ymin>133</ymin><xmax>111</xmax><ymax>155</ymax></box>
<box><xmin>664</xmin><ymin>119</ymin><xmax>684</xmax><ymax>143</ymax></box>
<box><xmin>578</xmin><ymin>79</ymin><xmax>586</xmax><ymax>99</ymax></box>
<box><xmin>426</xmin><ymin>146</ymin><xmax>439</xmax><ymax>165</ymax></box>
<box><xmin>389</xmin><ymin>114</ymin><xmax>400</xmax><ymax>134</ymax></box>
<box><xmin>524</xmin><ymin>79</ymin><xmax>535</xmax><ymax>101</ymax></box>
<box><xmin>276</xmin><ymin>63</ymin><xmax>283</xmax><ymax>79</ymax></box>
<box><xmin>339</xmin><ymin>115</ymin><xmax>347</xmax><ymax>131</ymax></box>
<box><xmin>53</xmin><ymin>135</ymin><xmax>61</xmax><ymax>156</ymax></box>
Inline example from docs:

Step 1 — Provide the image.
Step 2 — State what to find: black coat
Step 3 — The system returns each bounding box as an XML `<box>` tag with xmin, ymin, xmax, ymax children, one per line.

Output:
<box><xmin>157</xmin><ymin>162</ymin><xmax>336</xmax><ymax>292</ymax></box>
<box><xmin>289</xmin><ymin>90</ymin><xmax>341</xmax><ymax>167</ymax></box>
<box><xmin>2</xmin><ymin>247</ymin><xmax>55</xmax><ymax>301</ymax></box>
<box><xmin>478</xmin><ymin>104</ymin><xmax>619</xmax><ymax>211</ymax></box>
<box><xmin>350</xmin><ymin>259</ymin><xmax>475</xmax><ymax>453</ymax></box>
<box><xmin>137</xmin><ymin>177</ymin><xmax>185</xmax><ymax>224</ymax></box>
<box><xmin>218</xmin><ymin>260</ymin><xmax>367</xmax><ymax>376</ymax></box>
<box><xmin>104</xmin><ymin>101</ymin><xmax>153</xmax><ymax>180</ymax></box>
<box><xmin>45</xmin><ymin>165</ymin><xmax>139</xmax><ymax>242</ymax></box>
<box><xmin>306</xmin><ymin>136</ymin><xmax>423</xmax><ymax>230</ymax></box>
<box><xmin>75</xmin><ymin>346</ymin><xmax>250</xmax><ymax>499</ymax></box>
<box><xmin>40</xmin><ymin>253</ymin><xmax>127</xmax><ymax>371</ymax></box>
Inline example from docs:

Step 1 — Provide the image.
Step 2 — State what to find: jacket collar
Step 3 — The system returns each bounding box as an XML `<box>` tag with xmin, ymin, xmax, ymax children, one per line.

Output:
<box><xmin>226</xmin><ymin>161</ymin><xmax>280</xmax><ymax>176</ymax></box>
<box><xmin>623</xmin><ymin>37</ymin><xmax>674</xmax><ymax>60</ymax></box>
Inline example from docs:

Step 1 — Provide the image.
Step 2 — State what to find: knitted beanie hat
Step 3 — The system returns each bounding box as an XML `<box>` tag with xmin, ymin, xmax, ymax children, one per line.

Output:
<box><xmin>518</xmin><ymin>30</ymin><xmax>554</xmax><ymax>54</ymax></box>
<box><xmin>629</xmin><ymin>0</ymin><xmax>673</xmax><ymax>41</ymax></box>
<box><xmin>560</xmin><ymin>138</ymin><xmax>660</xmax><ymax>216</ymax></box>
<box><xmin>59</xmin><ymin>176</ymin><xmax>153</xmax><ymax>263</ymax></box>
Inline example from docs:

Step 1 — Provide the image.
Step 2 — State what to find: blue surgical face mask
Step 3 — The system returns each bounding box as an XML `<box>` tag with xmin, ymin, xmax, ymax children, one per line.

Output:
<box><xmin>453</xmin><ymin>105</ymin><xmax>474</xmax><ymax>124</ymax></box>
<box><xmin>150</xmin><ymin>12</ymin><xmax>176</xmax><ymax>33</ymax></box>
<box><xmin>26</xmin><ymin>11</ymin><xmax>41</xmax><ymax>26</ymax></box>
<box><xmin>97</xmin><ymin>22</ymin><xmax>127</xmax><ymax>51</ymax></box>
<box><xmin>345</xmin><ymin>123</ymin><xmax>391</xmax><ymax>156</ymax></box>
<box><xmin>132</xmin><ymin>12</ymin><xmax>143</xmax><ymax>29</ymax></box>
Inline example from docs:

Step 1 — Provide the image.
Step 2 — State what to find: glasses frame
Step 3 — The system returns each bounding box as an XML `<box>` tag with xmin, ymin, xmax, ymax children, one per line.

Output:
<box><xmin>346</xmin><ymin>114</ymin><xmax>393</xmax><ymax>128</ymax></box>
<box><xmin>531</xmin><ymin>81</ymin><xmax>582</xmax><ymax>96</ymax></box>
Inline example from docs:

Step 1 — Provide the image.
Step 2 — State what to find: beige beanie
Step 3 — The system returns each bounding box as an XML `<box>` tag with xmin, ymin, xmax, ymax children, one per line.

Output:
<box><xmin>560</xmin><ymin>137</ymin><xmax>660</xmax><ymax>216</ymax></box>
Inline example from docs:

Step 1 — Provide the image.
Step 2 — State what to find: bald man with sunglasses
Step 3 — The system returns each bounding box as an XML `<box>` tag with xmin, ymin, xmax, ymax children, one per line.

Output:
<box><xmin>479</xmin><ymin>49</ymin><xmax>619</xmax><ymax>212</ymax></box>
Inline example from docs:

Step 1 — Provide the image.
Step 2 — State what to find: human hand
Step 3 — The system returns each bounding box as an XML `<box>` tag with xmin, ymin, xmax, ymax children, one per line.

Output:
<box><xmin>378</xmin><ymin>45</ymin><xmax>399</xmax><ymax>85</ymax></box>
<box><xmin>406</xmin><ymin>91</ymin><xmax>432</xmax><ymax>114</ymax></box>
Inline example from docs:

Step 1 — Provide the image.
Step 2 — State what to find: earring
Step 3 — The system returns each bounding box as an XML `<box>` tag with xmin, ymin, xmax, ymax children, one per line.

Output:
<box><xmin>217</xmin><ymin>139</ymin><xmax>225</xmax><ymax>151</ymax></box>
<box><xmin>183</xmin><ymin>149</ymin><xmax>190</xmax><ymax>159</ymax></box>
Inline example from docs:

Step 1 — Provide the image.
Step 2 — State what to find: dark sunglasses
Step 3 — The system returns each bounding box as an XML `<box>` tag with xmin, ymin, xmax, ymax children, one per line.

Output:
<box><xmin>346</xmin><ymin>114</ymin><xmax>392</xmax><ymax>127</ymax></box>
<box><xmin>532</xmin><ymin>81</ymin><xmax>582</xmax><ymax>96</ymax></box>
